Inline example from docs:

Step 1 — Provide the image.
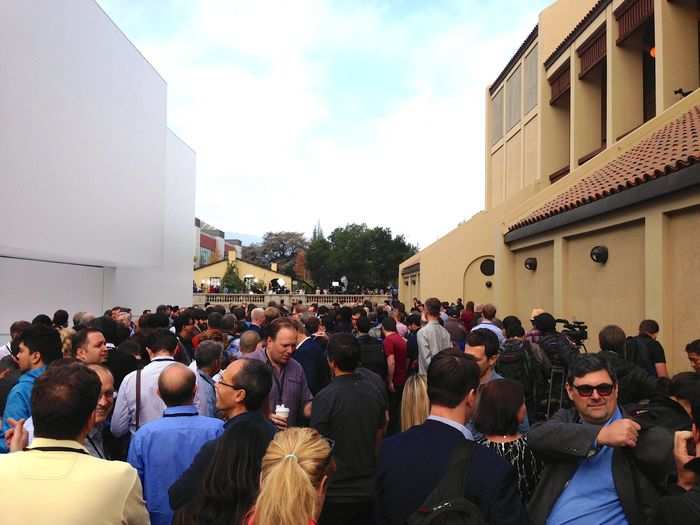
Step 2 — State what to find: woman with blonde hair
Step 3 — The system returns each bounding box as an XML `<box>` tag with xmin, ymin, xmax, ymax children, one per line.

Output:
<box><xmin>400</xmin><ymin>374</ymin><xmax>429</xmax><ymax>432</ymax></box>
<box><xmin>59</xmin><ymin>327</ymin><xmax>76</xmax><ymax>358</ymax></box>
<box><xmin>246</xmin><ymin>427</ymin><xmax>335</xmax><ymax>525</ymax></box>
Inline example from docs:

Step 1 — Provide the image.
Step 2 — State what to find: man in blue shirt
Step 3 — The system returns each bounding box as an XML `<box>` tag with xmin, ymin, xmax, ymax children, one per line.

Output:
<box><xmin>0</xmin><ymin>324</ymin><xmax>61</xmax><ymax>453</ymax></box>
<box><xmin>191</xmin><ymin>340</ymin><xmax>222</xmax><ymax>417</ymax></box>
<box><xmin>529</xmin><ymin>354</ymin><xmax>672</xmax><ymax>525</ymax></box>
<box><xmin>128</xmin><ymin>363</ymin><xmax>223</xmax><ymax>525</ymax></box>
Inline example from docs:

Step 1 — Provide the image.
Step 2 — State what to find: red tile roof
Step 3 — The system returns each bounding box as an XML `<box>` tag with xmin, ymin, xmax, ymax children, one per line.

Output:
<box><xmin>508</xmin><ymin>105</ymin><xmax>700</xmax><ymax>232</ymax></box>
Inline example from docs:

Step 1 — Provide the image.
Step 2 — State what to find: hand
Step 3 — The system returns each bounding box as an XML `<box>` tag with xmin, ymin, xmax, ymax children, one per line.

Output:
<box><xmin>674</xmin><ymin>430</ymin><xmax>699</xmax><ymax>491</ymax></box>
<box><xmin>270</xmin><ymin>414</ymin><xmax>288</xmax><ymax>430</ymax></box>
<box><xmin>5</xmin><ymin>418</ymin><xmax>28</xmax><ymax>453</ymax></box>
<box><xmin>597</xmin><ymin>419</ymin><xmax>641</xmax><ymax>448</ymax></box>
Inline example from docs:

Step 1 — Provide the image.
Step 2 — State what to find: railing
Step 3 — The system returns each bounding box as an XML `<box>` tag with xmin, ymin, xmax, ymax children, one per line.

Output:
<box><xmin>192</xmin><ymin>293</ymin><xmax>391</xmax><ymax>306</ymax></box>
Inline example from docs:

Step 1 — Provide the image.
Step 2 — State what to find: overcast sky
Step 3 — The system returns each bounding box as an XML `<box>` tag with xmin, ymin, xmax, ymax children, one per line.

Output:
<box><xmin>97</xmin><ymin>0</ymin><xmax>551</xmax><ymax>249</ymax></box>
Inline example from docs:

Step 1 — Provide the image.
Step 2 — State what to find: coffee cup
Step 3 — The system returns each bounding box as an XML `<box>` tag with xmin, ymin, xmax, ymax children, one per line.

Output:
<box><xmin>275</xmin><ymin>404</ymin><xmax>290</xmax><ymax>420</ymax></box>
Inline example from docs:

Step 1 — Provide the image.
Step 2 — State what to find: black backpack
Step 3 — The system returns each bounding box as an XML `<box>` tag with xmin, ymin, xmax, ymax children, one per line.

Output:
<box><xmin>407</xmin><ymin>440</ymin><xmax>487</xmax><ymax>525</ymax></box>
<box><xmin>623</xmin><ymin>336</ymin><xmax>654</xmax><ymax>375</ymax></box>
<box><xmin>539</xmin><ymin>333</ymin><xmax>578</xmax><ymax>367</ymax></box>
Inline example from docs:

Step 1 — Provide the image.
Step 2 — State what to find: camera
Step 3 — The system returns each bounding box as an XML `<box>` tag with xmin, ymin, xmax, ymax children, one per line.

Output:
<box><xmin>556</xmin><ymin>318</ymin><xmax>588</xmax><ymax>347</ymax></box>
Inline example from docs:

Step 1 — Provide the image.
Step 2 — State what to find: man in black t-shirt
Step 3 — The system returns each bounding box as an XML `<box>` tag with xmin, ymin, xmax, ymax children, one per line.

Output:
<box><xmin>632</xmin><ymin>319</ymin><xmax>669</xmax><ymax>378</ymax></box>
<box><xmin>311</xmin><ymin>333</ymin><xmax>386</xmax><ymax>525</ymax></box>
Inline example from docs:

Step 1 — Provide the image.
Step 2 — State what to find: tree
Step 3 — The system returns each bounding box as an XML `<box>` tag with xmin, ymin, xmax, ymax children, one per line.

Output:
<box><xmin>244</xmin><ymin>232</ymin><xmax>308</xmax><ymax>277</ymax></box>
<box><xmin>221</xmin><ymin>263</ymin><xmax>244</xmax><ymax>293</ymax></box>
<box><xmin>306</xmin><ymin>223</ymin><xmax>417</xmax><ymax>291</ymax></box>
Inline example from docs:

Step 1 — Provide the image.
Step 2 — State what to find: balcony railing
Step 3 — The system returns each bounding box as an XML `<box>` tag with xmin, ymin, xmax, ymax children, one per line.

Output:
<box><xmin>192</xmin><ymin>293</ymin><xmax>391</xmax><ymax>306</ymax></box>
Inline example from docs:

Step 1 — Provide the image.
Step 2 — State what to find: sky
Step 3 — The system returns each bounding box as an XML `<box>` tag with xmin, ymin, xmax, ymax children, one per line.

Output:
<box><xmin>97</xmin><ymin>0</ymin><xmax>551</xmax><ymax>249</ymax></box>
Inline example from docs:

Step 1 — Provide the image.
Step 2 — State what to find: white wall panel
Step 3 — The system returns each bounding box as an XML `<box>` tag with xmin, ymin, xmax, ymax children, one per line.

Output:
<box><xmin>0</xmin><ymin>0</ymin><xmax>167</xmax><ymax>267</ymax></box>
<box><xmin>0</xmin><ymin>257</ymin><xmax>105</xmax><ymax>341</ymax></box>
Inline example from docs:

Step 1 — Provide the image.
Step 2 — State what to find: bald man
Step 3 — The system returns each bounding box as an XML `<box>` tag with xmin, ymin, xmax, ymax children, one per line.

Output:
<box><xmin>239</xmin><ymin>330</ymin><xmax>261</xmax><ymax>355</ymax></box>
<box><xmin>127</xmin><ymin>364</ymin><xmax>223</xmax><ymax>525</ymax></box>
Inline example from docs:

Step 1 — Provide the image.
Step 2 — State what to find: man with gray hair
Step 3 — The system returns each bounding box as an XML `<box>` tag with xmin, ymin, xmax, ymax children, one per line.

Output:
<box><xmin>248</xmin><ymin>307</ymin><xmax>265</xmax><ymax>335</ymax></box>
<box><xmin>239</xmin><ymin>330</ymin><xmax>261</xmax><ymax>355</ymax></box>
<box><xmin>191</xmin><ymin>340</ymin><xmax>223</xmax><ymax>418</ymax></box>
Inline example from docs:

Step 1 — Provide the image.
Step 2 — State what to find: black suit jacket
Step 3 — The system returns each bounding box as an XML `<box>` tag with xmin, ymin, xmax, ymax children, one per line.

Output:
<box><xmin>168</xmin><ymin>410</ymin><xmax>276</xmax><ymax>510</ymax></box>
<box><xmin>528</xmin><ymin>407</ymin><xmax>673</xmax><ymax>525</ymax></box>
<box><xmin>375</xmin><ymin>418</ymin><xmax>528</xmax><ymax>525</ymax></box>
<box><xmin>293</xmin><ymin>337</ymin><xmax>330</xmax><ymax>395</ymax></box>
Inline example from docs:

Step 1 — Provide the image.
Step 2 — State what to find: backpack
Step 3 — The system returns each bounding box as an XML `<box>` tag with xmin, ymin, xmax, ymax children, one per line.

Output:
<box><xmin>539</xmin><ymin>333</ymin><xmax>578</xmax><ymax>368</ymax></box>
<box><xmin>497</xmin><ymin>340</ymin><xmax>549</xmax><ymax>421</ymax></box>
<box><xmin>623</xmin><ymin>336</ymin><xmax>654</xmax><ymax>375</ymax></box>
<box><xmin>407</xmin><ymin>440</ymin><xmax>487</xmax><ymax>525</ymax></box>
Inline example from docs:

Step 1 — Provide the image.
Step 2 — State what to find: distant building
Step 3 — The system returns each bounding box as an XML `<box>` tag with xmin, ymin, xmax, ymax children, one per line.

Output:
<box><xmin>399</xmin><ymin>0</ymin><xmax>700</xmax><ymax>373</ymax></box>
<box><xmin>193</xmin><ymin>250</ymin><xmax>293</xmax><ymax>294</ymax></box>
<box><xmin>194</xmin><ymin>218</ymin><xmax>241</xmax><ymax>268</ymax></box>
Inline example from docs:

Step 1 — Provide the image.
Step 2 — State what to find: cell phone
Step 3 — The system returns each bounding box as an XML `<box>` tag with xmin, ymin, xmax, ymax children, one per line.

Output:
<box><xmin>688</xmin><ymin>439</ymin><xmax>696</xmax><ymax>457</ymax></box>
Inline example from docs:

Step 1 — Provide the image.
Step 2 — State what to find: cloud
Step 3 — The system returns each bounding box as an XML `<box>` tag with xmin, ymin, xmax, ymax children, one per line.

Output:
<box><xmin>97</xmin><ymin>0</ymin><xmax>550</xmax><ymax>248</ymax></box>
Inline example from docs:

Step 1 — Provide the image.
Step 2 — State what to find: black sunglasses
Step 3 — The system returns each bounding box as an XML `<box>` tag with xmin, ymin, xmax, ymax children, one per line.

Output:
<box><xmin>572</xmin><ymin>383</ymin><xmax>615</xmax><ymax>397</ymax></box>
<box><xmin>217</xmin><ymin>380</ymin><xmax>246</xmax><ymax>392</ymax></box>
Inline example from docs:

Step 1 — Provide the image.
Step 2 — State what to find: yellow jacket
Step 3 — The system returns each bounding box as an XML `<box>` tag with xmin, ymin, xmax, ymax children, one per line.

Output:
<box><xmin>0</xmin><ymin>438</ymin><xmax>150</xmax><ymax>524</ymax></box>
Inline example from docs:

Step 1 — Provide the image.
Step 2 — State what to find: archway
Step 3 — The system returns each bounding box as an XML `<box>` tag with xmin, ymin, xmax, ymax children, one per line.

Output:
<box><xmin>462</xmin><ymin>255</ymin><xmax>496</xmax><ymax>305</ymax></box>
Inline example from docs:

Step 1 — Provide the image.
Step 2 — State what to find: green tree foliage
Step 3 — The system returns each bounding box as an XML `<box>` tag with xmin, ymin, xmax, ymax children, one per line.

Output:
<box><xmin>221</xmin><ymin>263</ymin><xmax>245</xmax><ymax>293</ymax></box>
<box><xmin>244</xmin><ymin>232</ymin><xmax>308</xmax><ymax>278</ymax></box>
<box><xmin>306</xmin><ymin>224</ymin><xmax>417</xmax><ymax>291</ymax></box>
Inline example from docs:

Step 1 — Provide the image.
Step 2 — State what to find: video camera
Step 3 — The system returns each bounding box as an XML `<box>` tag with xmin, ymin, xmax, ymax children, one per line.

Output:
<box><xmin>555</xmin><ymin>318</ymin><xmax>589</xmax><ymax>347</ymax></box>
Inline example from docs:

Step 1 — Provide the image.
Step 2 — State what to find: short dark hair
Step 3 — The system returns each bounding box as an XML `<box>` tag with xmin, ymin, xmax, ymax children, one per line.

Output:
<box><xmin>327</xmin><ymin>333</ymin><xmax>360</xmax><ymax>372</ymax></box>
<box><xmin>156</xmin><ymin>304</ymin><xmax>171</xmax><ymax>315</ymax></box>
<box><xmin>467</xmin><ymin>329</ymin><xmax>499</xmax><ymax>358</ymax></box>
<box><xmin>482</xmin><ymin>304</ymin><xmax>497</xmax><ymax>320</ymax></box>
<box><xmin>70</xmin><ymin>328</ymin><xmax>103</xmax><ymax>357</ymax></box>
<box><xmin>473</xmin><ymin>379</ymin><xmax>524</xmax><ymax>436</ymax></box>
<box><xmin>10</xmin><ymin>320</ymin><xmax>31</xmax><ymax>338</ymax></box>
<box><xmin>382</xmin><ymin>317</ymin><xmax>397</xmax><ymax>332</ymax></box>
<box><xmin>207</xmin><ymin>312</ymin><xmax>224</xmax><ymax>330</ymax></box>
<box><xmin>533</xmin><ymin>312</ymin><xmax>556</xmax><ymax>333</ymax></box>
<box><xmin>356</xmin><ymin>317</ymin><xmax>371</xmax><ymax>334</ymax></box>
<box><xmin>196</xmin><ymin>340</ymin><xmax>223</xmax><ymax>369</ymax></box>
<box><xmin>158</xmin><ymin>365</ymin><xmax>196</xmax><ymax>406</ymax></box>
<box><xmin>146</xmin><ymin>328</ymin><xmax>178</xmax><ymax>354</ymax></box>
<box><xmin>502</xmin><ymin>316</ymin><xmax>521</xmax><ymax>331</ymax></box>
<box><xmin>32</xmin><ymin>363</ymin><xmax>100</xmax><ymax>439</ymax></box>
<box><xmin>639</xmin><ymin>319</ymin><xmax>660</xmax><ymax>335</ymax></box>
<box><xmin>686</xmin><ymin>340</ymin><xmax>700</xmax><ymax>355</ymax></box>
<box><xmin>174</xmin><ymin>312</ymin><xmax>194</xmax><ymax>333</ymax></box>
<box><xmin>17</xmin><ymin>324</ymin><xmax>62</xmax><ymax>365</ymax></box>
<box><xmin>425</xmin><ymin>298</ymin><xmax>441</xmax><ymax>317</ymax></box>
<box><xmin>32</xmin><ymin>314</ymin><xmax>53</xmax><ymax>327</ymax></box>
<box><xmin>237</xmin><ymin>359</ymin><xmax>273</xmax><ymax>411</ymax></box>
<box><xmin>52</xmin><ymin>309</ymin><xmax>69</xmax><ymax>328</ymax></box>
<box><xmin>407</xmin><ymin>313</ymin><xmax>421</xmax><ymax>327</ymax></box>
<box><xmin>427</xmin><ymin>349</ymin><xmax>480</xmax><ymax>408</ymax></box>
<box><xmin>304</xmin><ymin>316</ymin><xmax>320</xmax><ymax>336</ymax></box>
<box><xmin>599</xmin><ymin>325</ymin><xmax>626</xmax><ymax>354</ymax></box>
<box><xmin>663</xmin><ymin>372</ymin><xmax>700</xmax><ymax>403</ymax></box>
<box><xmin>505</xmin><ymin>323</ymin><xmax>525</xmax><ymax>338</ymax></box>
<box><xmin>267</xmin><ymin>317</ymin><xmax>297</xmax><ymax>340</ymax></box>
<box><xmin>567</xmin><ymin>354</ymin><xmax>617</xmax><ymax>386</ymax></box>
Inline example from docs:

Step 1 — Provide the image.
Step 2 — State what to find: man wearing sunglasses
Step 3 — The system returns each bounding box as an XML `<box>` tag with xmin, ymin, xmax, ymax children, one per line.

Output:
<box><xmin>528</xmin><ymin>354</ymin><xmax>672</xmax><ymax>525</ymax></box>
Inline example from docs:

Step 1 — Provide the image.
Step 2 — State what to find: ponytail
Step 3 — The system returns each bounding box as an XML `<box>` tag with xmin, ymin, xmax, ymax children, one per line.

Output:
<box><xmin>251</xmin><ymin>428</ymin><xmax>333</xmax><ymax>525</ymax></box>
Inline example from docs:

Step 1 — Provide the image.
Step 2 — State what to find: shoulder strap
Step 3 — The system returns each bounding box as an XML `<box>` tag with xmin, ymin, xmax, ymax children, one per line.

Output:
<box><xmin>423</xmin><ymin>440</ymin><xmax>474</xmax><ymax>506</ymax></box>
<box><xmin>135</xmin><ymin>368</ymin><xmax>142</xmax><ymax>430</ymax></box>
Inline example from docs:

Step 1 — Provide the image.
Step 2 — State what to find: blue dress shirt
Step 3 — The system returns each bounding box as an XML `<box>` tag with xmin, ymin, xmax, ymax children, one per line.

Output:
<box><xmin>0</xmin><ymin>367</ymin><xmax>45</xmax><ymax>453</ymax></box>
<box><xmin>127</xmin><ymin>405</ymin><xmax>224</xmax><ymax>525</ymax></box>
<box><xmin>546</xmin><ymin>407</ymin><xmax>629</xmax><ymax>525</ymax></box>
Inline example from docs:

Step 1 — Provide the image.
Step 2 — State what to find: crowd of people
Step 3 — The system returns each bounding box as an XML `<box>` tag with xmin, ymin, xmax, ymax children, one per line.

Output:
<box><xmin>1</xmin><ymin>297</ymin><xmax>700</xmax><ymax>524</ymax></box>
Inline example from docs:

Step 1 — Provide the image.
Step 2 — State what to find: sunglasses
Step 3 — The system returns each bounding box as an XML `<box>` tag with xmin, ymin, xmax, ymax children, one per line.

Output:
<box><xmin>217</xmin><ymin>380</ymin><xmax>246</xmax><ymax>393</ymax></box>
<box><xmin>572</xmin><ymin>383</ymin><xmax>615</xmax><ymax>397</ymax></box>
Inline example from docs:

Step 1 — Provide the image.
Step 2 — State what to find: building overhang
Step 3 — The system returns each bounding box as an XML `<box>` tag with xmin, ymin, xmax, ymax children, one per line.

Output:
<box><xmin>401</xmin><ymin>263</ymin><xmax>421</xmax><ymax>276</ymax></box>
<box><xmin>505</xmin><ymin>161</ymin><xmax>700</xmax><ymax>243</ymax></box>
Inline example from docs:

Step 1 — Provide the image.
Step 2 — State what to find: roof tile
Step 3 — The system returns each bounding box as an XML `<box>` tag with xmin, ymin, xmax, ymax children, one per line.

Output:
<box><xmin>508</xmin><ymin>106</ymin><xmax>700</xmax><ymax>231</ymax></box>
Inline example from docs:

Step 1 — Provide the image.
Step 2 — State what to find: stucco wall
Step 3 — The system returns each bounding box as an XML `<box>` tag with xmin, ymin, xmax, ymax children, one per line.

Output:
<box><xmin>512</xmin><ymin>242</ymin><xmax>554</xmax><ymax>322</ymax></box>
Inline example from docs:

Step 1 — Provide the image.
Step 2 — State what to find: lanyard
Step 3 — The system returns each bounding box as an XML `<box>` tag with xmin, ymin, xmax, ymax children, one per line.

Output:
<box><xmin>86</xmin><ymin>435</ymin><xmax>104</xmax><ymax>459</ymax></box>
<box><xmin>28</xmin><ymin>446</ymin><xmax>88</xmax><ymax>455</ymax></box>
<box><xmin>163</xmin><ymin>412</ymin><xmax>198</xmax><ymax>418</ymax></box>
<box><xmin>265</xmin><ymin>350</ymin><xmax>286</xmax><ymax>406</ymax></box>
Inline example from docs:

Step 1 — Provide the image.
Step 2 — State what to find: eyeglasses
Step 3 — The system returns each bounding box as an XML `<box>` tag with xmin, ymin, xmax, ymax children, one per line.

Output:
<box><xmin>572</xmin><ymin>383</ymin><xmax>615</xmax><ymax>397</ymax></box>
<box><xmin>217</xmin><ymin>380</ymin><xmax>246</xmax><ymax>392</ymax></box>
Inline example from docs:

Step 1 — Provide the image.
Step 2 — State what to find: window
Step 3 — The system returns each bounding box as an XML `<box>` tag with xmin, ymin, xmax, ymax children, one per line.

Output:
<box><xmin>199</xmin><ymin>247</ymin><xmax>211</xmax><ymax>266</ymax></box>
<box><xmin>524</xmin><ymin>46</ymin><xmax>538</xmax><ymax>113</ymax></box>
<box><xmin>506</xmin><ymin>65</ymin><xmax>522</xmax><ymax>131</ymax></box>
<box><xmin>480</xmin><ymin>259</ymin><xmax>495</xmax><ymax>276</ymax></box>
<box><xmin>491</xmin><ymin>89</ymin><xmax>504</xmax><ymax>145</ymax></box>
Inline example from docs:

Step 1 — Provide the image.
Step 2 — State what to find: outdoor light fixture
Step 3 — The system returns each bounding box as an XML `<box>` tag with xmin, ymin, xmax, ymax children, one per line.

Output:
<box><xmin>524</xmin><ymin>257</ymin><xmax>538</xmax><ymax>271</ymax></box>
<box><xmin>649</xmin><ymin>47</ymin><xmax>656</xmax><ymax>59</ymax></box>
<box><xmin>485</xmin><ymin>280</ymin><xmax>493</xmax><ymax>289</ymax></box>
<box><xmin>590</xmin><ymin>245</ymin><xmax>608</xmax><ymax>264</ymax></box>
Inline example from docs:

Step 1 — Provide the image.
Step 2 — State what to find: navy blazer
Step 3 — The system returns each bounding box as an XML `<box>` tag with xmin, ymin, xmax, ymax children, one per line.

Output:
<box><xmin>375</xmin><ymin>419</ymin><xmax>529</xmax><ymax>525</ymax></box>
<box><xmin>293</xmin><ymin>337</ymin><xmax>330</xmax><ymax>395</ymax></box>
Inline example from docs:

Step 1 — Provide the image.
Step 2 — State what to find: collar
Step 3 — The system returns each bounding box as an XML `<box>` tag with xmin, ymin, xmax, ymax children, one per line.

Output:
<box><xmin>198</xmin><ymin>370</ymin><xmax>216</xmax><ymax>387</ymax></box>
<box><xmin>298</xmin><ymin>336</ymin><xmax>311</xmax><ymax>348</ymax></box>
<box><xmin>28</xmin><ymin>437</ymin><xmax>87</xmax><ymax>452</ymax></box>
<box><xmin>163</xmin><ymin>405</ymin><xmax>198</xmax><ymax>417</ymax></box>
<box><xmin>426</xmin><ymin>415</ymin><xmax>474</xmax><ymax>441</ymax></box>
<box><xmin>22</xmin><ymin>366</ymin><xmax>46</xmax><ymax>380</ymax></box>
<box><xmin>223</xmin><ymin>409</ymin><xmax>252</xmax><ymax>428</ymax></box>
<box><xmin>150</xmin><ymin>356</ymin><xmax>175</xmax><ymax>364</ymax></box>
<box><xmin>427</xmin><ymin>320</ymin><xmax>440</xmax><ymax>326</ymax></box>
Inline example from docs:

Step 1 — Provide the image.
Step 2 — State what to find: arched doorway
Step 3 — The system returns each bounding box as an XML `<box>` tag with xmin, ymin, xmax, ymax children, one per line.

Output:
<box><xmin>463</xmin><ymin>256</ymin><xmax>495</xmax><ymax>305</ymax></box>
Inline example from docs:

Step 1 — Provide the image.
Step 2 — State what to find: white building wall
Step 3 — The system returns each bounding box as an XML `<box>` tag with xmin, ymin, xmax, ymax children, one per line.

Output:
<box><xmin>0</xmin><ymin>2</ymin><xmax>195</xmax><ymax>340</ymax></box>
<box><xmin>0</xmin><ymin>0</ymin><xmax>167</xmax><ymax>267</ymax></box>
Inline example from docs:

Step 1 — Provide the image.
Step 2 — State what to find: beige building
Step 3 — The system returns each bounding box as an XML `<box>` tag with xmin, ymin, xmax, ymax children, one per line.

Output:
<box><xmin>194</xmin><ymin>251</ymin><xmax>293</xmax><ymax>293</ymax></box>
<box><xmin>399</xmin><ymin>0</ymin><xmax>700</xmax><ymax>373</ymax></box>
